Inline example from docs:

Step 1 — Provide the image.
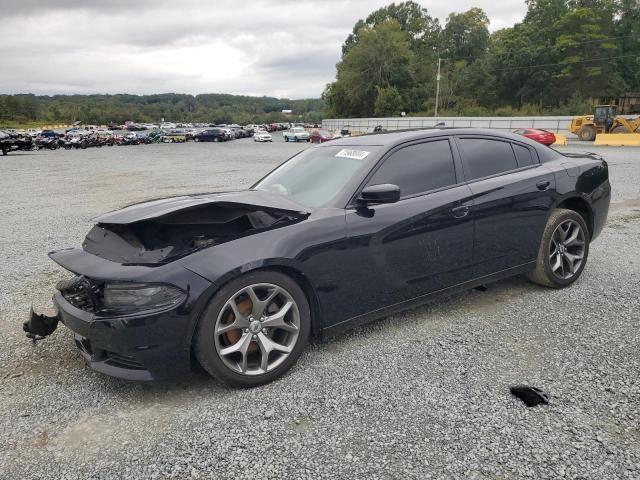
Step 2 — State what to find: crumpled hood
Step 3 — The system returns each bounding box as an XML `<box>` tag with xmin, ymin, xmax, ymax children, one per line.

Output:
<box><xmin>96</xmin><ymin>190</ymin><xmax>311</xmax><ymax>225</ymax></box>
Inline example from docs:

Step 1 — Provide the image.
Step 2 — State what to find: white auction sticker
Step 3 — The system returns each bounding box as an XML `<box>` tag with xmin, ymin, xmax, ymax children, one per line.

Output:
<box><xmin>335</xmin><ymin>149</ymin><xmax>371</xmax><ymax>160</ymax></box>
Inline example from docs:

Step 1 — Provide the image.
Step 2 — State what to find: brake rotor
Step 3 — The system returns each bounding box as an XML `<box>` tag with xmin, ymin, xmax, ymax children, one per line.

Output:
<box><xmin>222</xmin><ymin>295</ymin><xmax>259</xmax><ymax>353</ymax></box>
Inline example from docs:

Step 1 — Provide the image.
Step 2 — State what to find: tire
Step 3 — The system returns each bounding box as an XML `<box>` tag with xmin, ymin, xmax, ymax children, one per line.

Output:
<box><xmin>194</xmin><ymin>137</ymin><xmax>200</xmax><ymax>142</ymax></box>
<box><xmin>194</xmin><ymin>270</ymin><xmax>311</xmax><ymax>387</ymax></box>
<box><xmin>528</xmin><ymin>208</ymin><xmax>590</xmax><ymax>288</ymax></box>
<box><xmin>578</xmin><ymin>125</ymin><xmax>596</xmax><ymax>141</ymax></box>
<box><xmin>285</xmin><ymin>136</ymin><xmax>289</xmax><ymax>142</ymax></box>
<box><xmin>611</xmin><ymin>126</ymin><xmax>629</xmax><ymax>133</ymax></box>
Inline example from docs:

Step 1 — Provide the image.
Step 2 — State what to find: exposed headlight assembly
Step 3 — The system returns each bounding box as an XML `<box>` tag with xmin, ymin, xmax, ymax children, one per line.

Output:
<box><xmin>101</xmin><ymin>283</ymin><xmax>186</xmax><ymax>314</ymax></box>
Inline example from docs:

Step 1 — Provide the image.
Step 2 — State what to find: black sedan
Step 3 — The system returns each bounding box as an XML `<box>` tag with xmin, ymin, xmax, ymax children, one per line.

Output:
<box><xmin>25</xmin><ymin>129</ymin><xmax>611</xmax><ymax>387</ymax></box>
<box><xmin>39</xmin><ymin>129</ymin><xmax>64</xmax><ymax>139</ymax></box>
<box><xmin>193</xmin><ymin>128</ymin><xmax>226</xmax><ymax>142</ymax></box>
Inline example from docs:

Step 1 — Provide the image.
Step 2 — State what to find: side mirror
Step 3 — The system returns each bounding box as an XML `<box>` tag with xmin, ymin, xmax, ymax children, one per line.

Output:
<box><xmin>359</xmin><ymin>184</ymin><xmax>400</xmax><ymax>205</ymax></box>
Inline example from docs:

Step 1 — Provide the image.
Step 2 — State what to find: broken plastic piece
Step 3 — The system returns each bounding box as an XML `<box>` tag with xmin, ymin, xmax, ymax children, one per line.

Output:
<box><xmin>23</xmin><ymin>306</ymin><xmax>60</xmax><ymax>341</ymax></box>
<box><xmin>510</xmin><ymin>385</ymin><xmax>549</xmax><ymax>407</ymax></box>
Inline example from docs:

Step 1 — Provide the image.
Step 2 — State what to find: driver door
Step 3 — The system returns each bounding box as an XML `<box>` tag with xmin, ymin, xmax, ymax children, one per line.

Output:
<box><xmin>338</xmin><ymin>138</ymin><xmax>475</xmax><ymax>322</ymax></box>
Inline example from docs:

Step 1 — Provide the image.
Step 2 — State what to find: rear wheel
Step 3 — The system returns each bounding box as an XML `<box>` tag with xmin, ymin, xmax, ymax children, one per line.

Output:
<box><xmin>611</xmin><ymin>126</ymin><xmax>629</xmax><ymax>133</ymax></box>
<box><xmin>194</xmin><ymin>270</ymin><xmax>310</xmax><ymax>387</ymax></box>
<box><xmin>578</xmin><ymin>125</ymin><xmax>596</xmax><ymax>141</ymax></box>
<box><xmin>528</xmin><ymin>209</ymin><xmax>590</xmax><ymax>288</ymax></box>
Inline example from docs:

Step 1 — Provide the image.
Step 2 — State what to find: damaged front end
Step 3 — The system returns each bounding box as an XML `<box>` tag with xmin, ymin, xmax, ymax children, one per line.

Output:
<box><xmin>23</xmin><ymin>191</ymin><xmax>311</xmax><ymax>380</ymax></box>
<box><xmin>83</xmin><ymin>199</ymin><xmax>307</xmax><ymax>265</ymax></box>
<box><xmin>23</xmin><ymin>276</ymin><xmax>98</xmax><ymax>340</ymax></box>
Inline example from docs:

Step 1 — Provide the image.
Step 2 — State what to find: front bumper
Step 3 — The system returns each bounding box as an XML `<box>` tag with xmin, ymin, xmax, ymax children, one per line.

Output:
<box><xmin>54</xmin><ymin>292</ymin><xmax>194</xmax><ymax>381</ymax></box>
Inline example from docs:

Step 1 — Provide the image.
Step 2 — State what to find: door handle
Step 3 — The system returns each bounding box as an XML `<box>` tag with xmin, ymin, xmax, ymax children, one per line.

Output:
<box><xmin>536</xmin><ymin>181</ymin><xmax>551</xmax><ymax>191</ymax></box>
<box><xmin>451</xmin><ymin>205</ymin><xmax>470</xmax><ymax>218</ymax></box>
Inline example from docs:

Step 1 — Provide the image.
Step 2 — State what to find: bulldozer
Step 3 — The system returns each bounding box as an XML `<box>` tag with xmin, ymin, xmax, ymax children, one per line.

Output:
<box><xmin>569</xmin><ymin>105</ymin><xmax>640</xmax><ymax>141</ymax></box>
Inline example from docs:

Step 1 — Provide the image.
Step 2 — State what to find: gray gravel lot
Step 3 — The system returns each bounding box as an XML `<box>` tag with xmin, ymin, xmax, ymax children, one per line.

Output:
<box><xmin>1</xmin><ymin>138</ymin><xmax>639</xmax><ymax>479</ymax></box>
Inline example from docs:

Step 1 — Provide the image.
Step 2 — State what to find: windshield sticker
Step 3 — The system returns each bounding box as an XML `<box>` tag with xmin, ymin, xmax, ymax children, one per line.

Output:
<box><xmin>335</xmin><ymin>149</ymin><xmax>371</xmax><ymax>160</ymax></box>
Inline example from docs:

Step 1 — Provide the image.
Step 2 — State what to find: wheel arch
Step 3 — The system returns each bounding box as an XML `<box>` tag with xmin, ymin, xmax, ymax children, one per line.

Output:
<box><xmin>556</xmin><ymin>196</ymin><xmax>594</xmax><ymax>240</ymax></box>
<box><xmin>189</xmin><ymin>262</ymin><xmax>323</xmax><ymax>342</ymax></box>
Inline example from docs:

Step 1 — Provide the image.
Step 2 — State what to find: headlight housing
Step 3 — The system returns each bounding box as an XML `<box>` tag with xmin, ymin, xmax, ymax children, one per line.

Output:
<box><xmin>101</xmin><ymin>283</ymin><xmax>186</xmax><ymax>314</ymax></box>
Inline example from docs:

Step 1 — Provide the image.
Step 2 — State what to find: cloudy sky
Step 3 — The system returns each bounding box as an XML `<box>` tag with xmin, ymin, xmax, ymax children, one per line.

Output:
<box><xmin>0</xmin><ymin>0</ymin><xmax>527</xmax><ymax>99</ymax></box>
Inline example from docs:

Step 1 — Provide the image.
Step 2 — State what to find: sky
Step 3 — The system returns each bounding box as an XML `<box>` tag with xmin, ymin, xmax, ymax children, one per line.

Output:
<box><xmin>0</xmin><ymin>0</ymin><xmax>527</xmax><ymax>99</ymax></box>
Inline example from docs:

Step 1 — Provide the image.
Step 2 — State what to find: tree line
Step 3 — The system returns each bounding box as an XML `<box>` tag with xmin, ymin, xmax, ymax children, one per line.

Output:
<box><xmin>323</xmin><ymin>0</ymin><xmax>640</xmax><ymax>118</ymax></box>
<box><xmin>2</xmin><ymin>0</ymin><xmax>638</xmax><ymax>125</ymax></box>
<box><xmin>0</xmin><ymin>93</ymin><xmax>324</xmax><ymax>126</ymax></box>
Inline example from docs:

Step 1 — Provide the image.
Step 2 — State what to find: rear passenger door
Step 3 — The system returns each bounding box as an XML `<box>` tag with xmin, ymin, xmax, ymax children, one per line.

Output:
<box><xmin>455</xmin><ymin>136</ymin><xmax>556</xmax><ymax>277</ymax></box>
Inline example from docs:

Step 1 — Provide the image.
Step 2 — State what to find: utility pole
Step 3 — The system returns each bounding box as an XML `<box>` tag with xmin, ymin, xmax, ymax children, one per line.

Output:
<box><xmin>435</xmin><ymin>57</ymin><xmax>442</xmax><ymax>117</ymax></box>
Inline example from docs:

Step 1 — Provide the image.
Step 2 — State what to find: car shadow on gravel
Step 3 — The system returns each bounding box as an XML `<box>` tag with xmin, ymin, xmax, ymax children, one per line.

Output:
<box><xmin>320</xmin><ymin>274</ymin><xmax>537</xmax><ymax>345</ymax></box>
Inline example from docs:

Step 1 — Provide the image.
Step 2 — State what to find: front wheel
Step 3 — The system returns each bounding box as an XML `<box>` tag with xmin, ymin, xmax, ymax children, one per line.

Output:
<box><xmin>578</xmin><ymin>125</ymin><xmax>596</xmax><ymax>141</ymax></box>
<box><xmin>194</xmin><ymin>137</ymin><xmax>200</xmax><ymax>142</ymax></box>
<box><xmin>528</xmin><ymin>208</ymin><xmax>590</xmax><ymax>288</ymax></box>
<box><xmin>194</xmin><ymin>270</ymin><xmax>310</xmax><ymax>387</ymax></box>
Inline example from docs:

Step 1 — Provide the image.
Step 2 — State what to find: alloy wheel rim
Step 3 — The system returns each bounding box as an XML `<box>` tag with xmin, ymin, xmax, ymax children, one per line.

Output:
<box><xmin>549</xmin><ymin>219</ymin><xmax>586</xmax><ymax>280</ymax></box>
<box><xmin>214</xmin><ymin>283</ymin><xmax>300</xmax><ymax>376</ymax></box>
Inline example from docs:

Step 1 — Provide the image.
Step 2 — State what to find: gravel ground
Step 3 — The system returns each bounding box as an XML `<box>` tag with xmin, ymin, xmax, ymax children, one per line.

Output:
<box><xmin>0</xmin><ymin>139</ymin><xmax>639</xmax><ymax>479</ymax></box>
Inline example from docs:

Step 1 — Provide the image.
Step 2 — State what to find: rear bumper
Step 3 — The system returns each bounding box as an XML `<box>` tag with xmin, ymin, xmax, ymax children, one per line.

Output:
<box><xmin>54</xmin><ymin>292</ymin><xmax>193</xmax><ymax>381</ymax></box>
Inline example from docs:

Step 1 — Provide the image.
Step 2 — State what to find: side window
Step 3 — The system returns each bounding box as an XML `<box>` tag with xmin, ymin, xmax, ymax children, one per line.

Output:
<box><xmin>367</xmin><ymin>140</ymin><xmax>456</xmax><ymax>198</ymax></box>
<box><xmin>513</xmin><ymin>143</ymin><xmax>535</xmax><ymax>167</ymax></box>
<box><xmin>458</xmin><ymin>138</ymin><xmax>519</xmax><ymax>180</ymax></box>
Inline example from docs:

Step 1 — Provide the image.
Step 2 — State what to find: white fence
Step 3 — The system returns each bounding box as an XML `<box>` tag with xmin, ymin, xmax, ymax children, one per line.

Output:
<box><xmin>322</xmin><ymin>116</ymin><xmax>575</xmax><ymax>136</ymax></box>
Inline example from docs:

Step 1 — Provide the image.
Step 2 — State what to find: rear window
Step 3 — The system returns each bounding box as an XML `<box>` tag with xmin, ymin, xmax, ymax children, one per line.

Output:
<box><xmin>458</xmin><ymin>138</ymin><xmax>519</xmax><ymax>180</ymax></box>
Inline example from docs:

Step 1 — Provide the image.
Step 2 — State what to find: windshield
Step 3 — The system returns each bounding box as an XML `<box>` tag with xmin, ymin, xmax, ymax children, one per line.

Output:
<box><xmin>253</xmin><ymin>145</ymin><xmax>380</xmax><ymax>207</ymax></box>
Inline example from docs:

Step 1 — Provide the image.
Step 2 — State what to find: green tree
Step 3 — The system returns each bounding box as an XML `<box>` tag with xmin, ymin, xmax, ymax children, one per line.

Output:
<box><xmin>324</xmin><ymin>20</ymin><xmax>413</xmax><ymax>117</ymax></box>
<box><xmin>342</xmin><ymin>1</ymin><xmax>440</xmax><ymax>54</ymax></box>
<box><xmin>615</xmin><ymin>0</ymin><xmax>640</xmax><ymax>91</ymax></box>
<box><xmin>374</xmin><ymin>87</ymin><xmax>404</xmax><ymax>116</ymax></box>
<box><xmin>441</xmin><ymin>8</ymin><xmax>490</xmax><ymax>59</ymax></box>
<box><xmin>553</xmin><ymin>2</ymin><xmax>622</xmax><ymax>98</ymax></box>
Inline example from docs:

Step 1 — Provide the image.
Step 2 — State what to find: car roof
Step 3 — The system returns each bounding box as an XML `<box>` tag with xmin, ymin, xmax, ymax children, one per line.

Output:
<box><xmin>324</xmin><ymin>128</ymin><xmax>540</xmax><ymax>148</ymax></box>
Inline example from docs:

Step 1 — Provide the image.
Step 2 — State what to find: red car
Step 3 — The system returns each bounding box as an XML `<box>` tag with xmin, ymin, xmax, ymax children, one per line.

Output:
<box><xmin>310</xmin><ymin>130</ymin><xmax>333</xmax><ymax>143</ymax></box>
<box><xmin>513</xmin><ymin>128</ymin><xmax>556</xmax><ymax>146</ymax></box>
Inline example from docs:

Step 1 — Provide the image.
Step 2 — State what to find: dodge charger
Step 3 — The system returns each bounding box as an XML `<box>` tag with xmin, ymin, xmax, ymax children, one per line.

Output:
<box><xmin>25</xmin><ymin>129</ymin><xmax>611</xmax><ymax>387</ymax></box>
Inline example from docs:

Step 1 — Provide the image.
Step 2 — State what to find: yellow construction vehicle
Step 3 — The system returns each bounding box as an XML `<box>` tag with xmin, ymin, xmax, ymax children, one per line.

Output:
<box><xmin>569</xmin><ymin>105</ymin><xmax>640</xmax><ymax>141</ymax></box>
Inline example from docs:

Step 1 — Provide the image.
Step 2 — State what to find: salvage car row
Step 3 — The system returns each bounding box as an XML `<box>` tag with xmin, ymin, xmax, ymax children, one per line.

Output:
<box><xmin>0</xmin><ymin>124</ymin><xmax>283</xmax><ymax>154</ymax></box>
